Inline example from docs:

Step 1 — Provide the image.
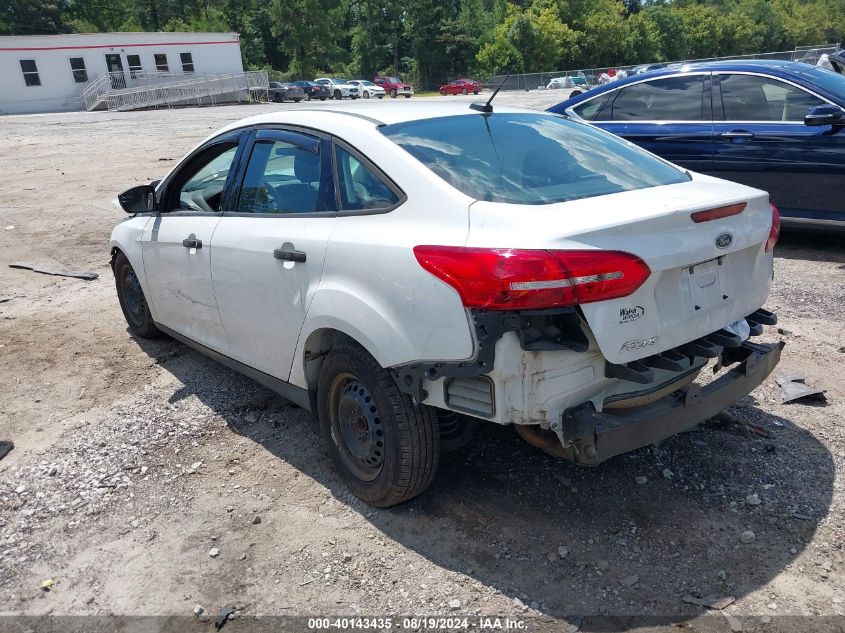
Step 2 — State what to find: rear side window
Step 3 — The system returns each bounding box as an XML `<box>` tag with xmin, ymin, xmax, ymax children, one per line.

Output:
<box><xmin>718</xmin><ymin>74</ymin><xmax>825</xmax><ymax>121</ymax></box>
<box><xmin>334</xmin><ymin>145</ymin><xmax>400</xmax><ymax>211</ymax></box>
<box><xmin>572</xmin><ymin>91</ymin><xmax>614</xmax><ymax>121</ymax></box>
<box><xmin>610</xmin><ymin>75</ymin><xmax>706</xmax><ymax>121</ymax></box>
<box><xmin>381</xmin><ymin>113</ymin><xmax>689</xmax><ymax>205</ymax></box>
<box><xmin>238</xmin><ymin>139</ymin><xmax>323</xmax><ymax>214</ymax></box>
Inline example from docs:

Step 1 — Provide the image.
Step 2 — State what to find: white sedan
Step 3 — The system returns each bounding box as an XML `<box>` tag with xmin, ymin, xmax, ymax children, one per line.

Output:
<box><xmin>348</xmin><ymin>80</ymin><xmax>385</xmax><ymax>99</ymax></box>
<box><xmin>111</xmin><ymin>102</ymin><xmax>782</xmax><ymax>507</ymax></box>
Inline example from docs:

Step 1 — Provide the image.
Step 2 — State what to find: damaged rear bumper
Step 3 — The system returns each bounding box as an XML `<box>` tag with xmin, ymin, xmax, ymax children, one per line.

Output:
<box><xmin>550</xmin><ymin>340</ymin><xmax>783</xmax><ymax>466</ymax></box>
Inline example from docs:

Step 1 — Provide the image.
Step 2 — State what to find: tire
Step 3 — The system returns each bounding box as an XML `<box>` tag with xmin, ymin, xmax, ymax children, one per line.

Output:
<box><xmin>305</xmin><ymin>93</ymin><xmax>311</xmax><ymax>101</ymax></box>
<box><xmin>317</xmin><ymin>342</ymin><xmax>439</xmax><ymax>507</ymax></box>
<box><xmin>404</xmin><ymin>94</ymin><xmax>411</xmax><ymax>98</ymax></box>
<box><xmin>440</xmin><ymin>89</ymin><xmax>447</xmax><ymax>96</ymax></box>
<box><xmin>351</xmin><ymin>95</ymin><xmax>358</xmax><ymax>100</ymax></box>
<box><xmin>363</xmin><ymin>90</ymin><xmax>370</xmax><ymax>99</ymax></box>
<box><xmin>473</xmin><ymin>91</ymin><xmax>479</xmax><ymax>95</ymax></box>
<box><xmin>320</xmin><ymin>97</ymin><xmax>327</xmax><ymax>101</ymax></box>
<box><xmin>390</xmin><ymin>89</ymin><xmax>397</xmax><ymax>98</ymax></box>
<box><xmin>294</xmin><ymin>98</ymin><xmax>302</xmax><ymax>103</ymax></box>
<box><xmin>377</xmin><ymin>95</ymin><xmax>383</xmax><ymax>99</ymax></box>
<box><xmin>437</xmin><ymin>411</ymin><xmax>478</xmax><ymax>454</ymax></box>
<box><xmin>334</xmin><ymin>89</ymin><xmax>342</xmax><ymax>100</ymax></box>
<box><xmin>114</xmin><ymin>251</ymin><xmax>161</xmax><ymax>339</ymax></box>
<box><xmin>461</xmin><ymin>88</ymin><xmax>468</xmax><ymax>95</ymax></box>
<box><xmin>272</xmin><ymin>92</ymin><xmax>282</xmax><ymax>103</ymax></box>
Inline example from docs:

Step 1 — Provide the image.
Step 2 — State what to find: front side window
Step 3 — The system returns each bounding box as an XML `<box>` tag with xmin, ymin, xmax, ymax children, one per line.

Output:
<box><xmin>180</xmin><ymin>52</ymin><xmax>194</xmax><ymax>73</ymax></box>
<box><xmin>609</xmin><ymin>75</ymin><xmax>706</xmax><ymax>121</ymax></box>
<box><xmin>719</xmin><ymin>74</ymin><xmax>825</xmax><ymax>121</ymax></box>
<box><xmin>154</xmin><ymin>53</ymin><xmax>169</xmax><ymax>73</ymax></box>
<box><xmin>127</xmin><ymin>54</ymin><xmax>142</xmax><ymax>77</ymax></box>
<box><xmin>176</xmin><ymin>144</ymin><xmax>238</xmax><ymax>212</ymax></box>
<box><xmin>238</xmin><ymin>139</ymin><xmax>323</xmax><ymax>214</ymax></box>
<box><xmin>334</xmin><ymin>145</ymin><xmax>400</xmax><ymax>211</ymax></box>
<box><xmin>381</xmin><ymin>113</ymin><xmax>689</xmax><ymax>205</ymax></box>
<box><xmin>69</xmin><ymin>57</ymin><xmax>88</xmax><ymax>83</ymax></box>
<box><xmin>20</xmin><ymin>60</ymin><xmax>40</xmax><ymax>87</ymax></box>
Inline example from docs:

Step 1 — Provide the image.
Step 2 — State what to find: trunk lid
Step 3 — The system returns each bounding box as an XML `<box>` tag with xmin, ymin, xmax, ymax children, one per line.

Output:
<box><xmin>467</xmin><ymin>176</ymin><xmax>774</xmax><ymax>364</ymax></box>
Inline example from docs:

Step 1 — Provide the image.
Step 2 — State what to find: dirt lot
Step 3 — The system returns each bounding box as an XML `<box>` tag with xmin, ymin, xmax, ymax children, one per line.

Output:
<box><xmin>1</xmin><ymin>95</ymin><xmax>844</xmax><ymax>631</ymax></box>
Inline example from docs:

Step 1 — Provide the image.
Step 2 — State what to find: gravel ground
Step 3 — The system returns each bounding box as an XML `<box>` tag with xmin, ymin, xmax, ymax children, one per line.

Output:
<box><xmin>0</xmin><ymin>94</ymin><xmax>844</xmax><ymax>632</ymax></box>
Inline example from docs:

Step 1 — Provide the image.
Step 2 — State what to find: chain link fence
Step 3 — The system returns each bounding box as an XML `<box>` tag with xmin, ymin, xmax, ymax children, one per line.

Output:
<box><xmin>489</xmin><ymin>43</ymin><xmax>842</xmax><ymax>92</ymax></box>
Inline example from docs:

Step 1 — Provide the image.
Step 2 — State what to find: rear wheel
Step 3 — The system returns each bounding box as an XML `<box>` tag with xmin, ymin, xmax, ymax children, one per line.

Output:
<box><xmin>461</xmin><ymin>88</ymin><xmax>468</xmax><ymax>95</ymax></box>
<box><xmin>114</xmin><ymin>252</ymin><xmax>161</xmax><ymax>339</ymax></box>
<box><xmin>391</xmin><ymin>89</ymin><xmax>397</xmax><ymax>98</ymax></box>
<box><xmin>440</xmin><ymin>88</ymin><xmax>447</xmax><ymax>96</ymax></box>
<box><xmin>404</xmin><ymin>94</ymin><xmax>411</xmax><ymax>98</ymax></box>
<box><xmin>320</xmin><ymin>96</ymin><xmax>327</xmax><ymax>101</ymax></box>
<box><xmin>305</xmin><ymin>92</ymin><xmax>311</xmax><ymax>101</ymax></box>
<box><xmin>473</xmin><ymin>91</ymin><xmax>480</xmax><ymax>95</ymax></box>
<box><xmin>317</xmin><ymin>343</ymin><xmax>439</xmax><ymax>507</ymax></box>
<box><xmin>272</xmin><ymin>92</ymin><xmax>282</xmax><ymax>103</ymax></box>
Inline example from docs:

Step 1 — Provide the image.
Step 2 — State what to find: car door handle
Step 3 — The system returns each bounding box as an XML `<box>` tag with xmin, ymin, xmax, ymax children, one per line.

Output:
<box><xmin>274</xmin><ymin>248</ymin><xmax>306</xmax><ymax>263</ymax></box>
<box><xmin>182</xmin><ymin>238</ymin><xmax>202</xmax><ymax>249</ymax></box>
<box><xmin>719</xmin><ymin>130</ymin><xmax>755</xmax><ymax>138</ymax></box>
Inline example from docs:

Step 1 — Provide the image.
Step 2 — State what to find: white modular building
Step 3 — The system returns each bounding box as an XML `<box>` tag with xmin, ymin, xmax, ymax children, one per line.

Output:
<box><xmin>0</xmin><ymin>31</ymin><xmax>244</xmax><ymax>114</ymax></box>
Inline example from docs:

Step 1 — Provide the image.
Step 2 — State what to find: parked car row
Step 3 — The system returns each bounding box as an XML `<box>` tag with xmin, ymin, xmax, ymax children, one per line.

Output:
<box><xmin>267</xmin><ymin>76</ymin><xmax>415</xmax><ymax>101</ymax></box>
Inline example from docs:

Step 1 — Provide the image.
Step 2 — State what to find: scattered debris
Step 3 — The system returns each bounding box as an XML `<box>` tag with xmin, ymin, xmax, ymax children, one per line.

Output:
<box><xmin>711</xmin><ymin>411</ymin><xmax>772</xmax><ymax>438</ymax></box>
<box><xmin>193</xmin><ymin>605</ymin><xmax>205</xmax><ymax>616</ymax></box>
<box><xmin>208</xmin><ymin>547</ymin><xmax>220</xmax><ymax>558</ymax></box>
<box><xmin>9</xmin><ymin>261</ymin><xmax>98</xmax><ymax>281</ymax></box>
<box><xmin>739</xmin><ymin>530</ymin><xmax>756</xmax><ymax>544</ymax></box>
<box><xmin>251</xmin><ymin>515</ymin><xmax>261</xmax><ymax>525</ymax></box>
<box><xmin>635</xmin><ymin>476</ymin><xmax>648</xmax><ymax>485</ymax></box>
<box><xmin>448</xmin><ymin>599</ymin><xmax>461</xmax><ymax>610</ymax></box>
<box><xmin>40</xmin><ymin>579</ymin><xmax>54</xmax><ymax>591</ymax></box>
<box><xmin>746</xmin><ymin>493</ymin><xmax>761</xmax><ymax>506</ymax></box>
<box><xmin>619</xmin><ymin>574</ymin><xmax>639</xmax><ymax>587</ymax></box>
<box><xmin>662</xmin><ymin>468</ymin><xmax>674</xmax><ymax>480</ymax></box>
<box><xmin>558</xmin><ymin>546</ymin><xmax>569</xmax><ymax>559</ymax></box>
<box><xmin>682</xmin><ymin>594</ymin><xmax>736</xmax><ymax>610</ymax></box>
<box><xmin>4</xmin><ymin>225</ymin><xmax>14</xmax><ymax>230</ymax></box>
<box><xmin>0</xmin><ymin>440</ymin><xmax>13</xmax><ymax>461</ymax></box>
<box><xmin>776</xmin><ymin>372</ymin><xmax>827</xmax><ymax>404</ymax></box>
<box><xmin>214</xmin><ymin>607</ymin><xmax>235</xmax><ymax>631</ymax></box>
<box><xmin>723</xmin><ymin>612</ymin><xmax>743</xmax><ymax>632</ymax></box>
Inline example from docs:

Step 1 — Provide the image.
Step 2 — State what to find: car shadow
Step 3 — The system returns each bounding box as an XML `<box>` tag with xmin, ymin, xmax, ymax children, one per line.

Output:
<box><xmin>774</xmin><ymin>230</ymin><xmax>845</xmax><ymax>263</ymax></box>
<box><xmin>136</xmin><ymin>335</ymin><xmax>834</xmax><ymax>626</ymax></box>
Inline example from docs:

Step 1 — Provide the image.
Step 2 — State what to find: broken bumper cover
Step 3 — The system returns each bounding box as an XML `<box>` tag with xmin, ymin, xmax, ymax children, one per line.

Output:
<box><xmin>551</xmin><ymin>340</ymin><xmax>783</xmax><ymax>466</ymax></box>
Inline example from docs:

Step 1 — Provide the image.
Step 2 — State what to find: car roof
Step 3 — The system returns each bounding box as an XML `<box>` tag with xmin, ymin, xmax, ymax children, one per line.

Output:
<box><xmin>551</xmin><ymin>59</ymin><xmax>845</xmax><ymax>111</ymax></box>
<box><xmin>215</xmin><ymin>102</ymin><xmax>540</xmax><ymax>135</ymax></box>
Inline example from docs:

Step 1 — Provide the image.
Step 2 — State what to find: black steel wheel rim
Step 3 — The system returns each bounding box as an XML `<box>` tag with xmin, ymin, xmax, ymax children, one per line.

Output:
<box><xmin>122</xmin><ymin>268</ymin><xmax>143</xmax><ymax>327</ymax></box>
<box><xmin>329</xmin><ymin>372</ymin><xmax>384</xmax><ymax>481</ymax></box>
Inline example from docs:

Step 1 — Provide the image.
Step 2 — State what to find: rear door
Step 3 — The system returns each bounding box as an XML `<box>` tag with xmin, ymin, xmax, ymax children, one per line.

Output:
<box><xmin>210</xmin><ymin>128</ymin><xmax>337</xmax><ymax>380</ymax></box>
<box><xmin>710</xmin><ymin>71</ymin><xmax>845</xmax><ymax>222</ymax></box>
<box><xmin>584</xmin><ymin>73</ymin><xmax>714</xmax><ymax>172</ymax></box>
<box><xmin>141</xmin><ymin>133</ymin><xmax>244</xmax><ymax>352</ymax></box>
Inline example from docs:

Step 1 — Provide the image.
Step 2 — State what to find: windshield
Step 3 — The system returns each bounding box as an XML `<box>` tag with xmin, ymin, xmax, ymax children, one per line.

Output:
<box><xmin>332</xmin><ymin>78</ymin><xmax>347</xmax><ymax>83</ymax></box>
<box><xmin>381</xmin><ymin>113</ymin><xmax>690</xmax><ymax>205</ymax></box>
<box><xmin>358</xmin><ymin>81</ymin><xmax>375</xmax><ymax>86</ymax></box>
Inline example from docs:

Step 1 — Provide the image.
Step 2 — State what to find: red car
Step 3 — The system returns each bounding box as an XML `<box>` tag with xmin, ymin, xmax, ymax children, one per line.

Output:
<box><xmin>439</xmin><ymin>78</ymin><xmax>482</xmax><ymax>95</ymax></box>
<box><xmin>373</xmin><ymin>76</ymin><xmax>414</xmax><ymax>98</ymax></box>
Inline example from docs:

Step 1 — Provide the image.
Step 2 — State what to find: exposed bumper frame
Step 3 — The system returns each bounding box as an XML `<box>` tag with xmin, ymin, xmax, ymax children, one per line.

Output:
<box><xmin>551</xmin><ymin>340</ymin><xmax>783</xmax><ymax>465</ymax></box>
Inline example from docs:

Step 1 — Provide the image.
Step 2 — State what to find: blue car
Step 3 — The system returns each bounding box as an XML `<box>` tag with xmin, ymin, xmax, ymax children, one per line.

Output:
<box><xmin>548</xmin><ymin>59</ymin><xmax>845</xmax><ymax>230</ymax></box>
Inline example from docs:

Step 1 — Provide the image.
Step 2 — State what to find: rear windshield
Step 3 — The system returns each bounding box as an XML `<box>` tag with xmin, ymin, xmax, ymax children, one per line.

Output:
<box><xmin>380</xmin><ymin>113</ymin><xmax>689</xmax><ymax>204</ymax></box>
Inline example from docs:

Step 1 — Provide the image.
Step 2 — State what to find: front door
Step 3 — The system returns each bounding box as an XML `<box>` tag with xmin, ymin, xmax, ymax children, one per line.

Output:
<box><xmin>141</xmin><ymin>136</ymin><xmax>243</xmax><ymax>353</ymax></box>
<box><xmin>104</xmin><ymin>54</ymin><xmax>126</xmax><ymax>89</ymax></box>
<box><xmin>211</xmin><ymin>129</ymin><xmax>337</xmax><ymax>380</ymax></box>
<box><xmin>710</xmin><ymin>72</ymin><xmax>845</xmax><ymax>222</ymax></box>
<box><xmin>594</xmin><ymin>73</ymin><xmax>714</xmax><ymax>172</ymax></box>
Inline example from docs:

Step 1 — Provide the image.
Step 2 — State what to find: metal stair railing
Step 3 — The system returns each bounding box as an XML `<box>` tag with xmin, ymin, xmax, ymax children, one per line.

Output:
<box><xmin>81</xmin><ymin>70</ymin><xmax>269</xmax><ymax>111</ymax></box>
<box><xmin>102</xmin><ymin>71</ymin><xmax>268</xmax><ymax>111</ymax></box>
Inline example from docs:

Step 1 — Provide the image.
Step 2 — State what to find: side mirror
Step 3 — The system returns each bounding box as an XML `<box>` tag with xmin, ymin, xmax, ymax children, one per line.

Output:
<box><xmin>804</xmin><ymin>104</ymin><xmax>845</xmax><ymax>127</ymax></box>
<box><xmin>118</xmin><ymin>184</ymin><xmax>157</xmax><ymax>214</ymax></box>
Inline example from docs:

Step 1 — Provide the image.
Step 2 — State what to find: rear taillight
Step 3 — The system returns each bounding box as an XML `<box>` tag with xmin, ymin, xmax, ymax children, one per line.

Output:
<box><xmin>690</xmin><ymin>202</ymin><xmax>746</xmax><ymax>223</ymax></box>
<box><xmin>413</xmin><ymin>246</ymin><xmax>651</xmax><ymax>310</ymax></box>
<box><xmin>765</xmin><ymin>203</ymin><xmax>780</xmax><ymax>252</ymax></box>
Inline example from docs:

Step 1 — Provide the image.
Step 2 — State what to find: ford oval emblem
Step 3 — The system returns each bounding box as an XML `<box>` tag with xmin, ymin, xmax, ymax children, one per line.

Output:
<box><xmin>715</xmin><ymin>232</ymin><xmax>733</xmax><ymax>249</ymax></box>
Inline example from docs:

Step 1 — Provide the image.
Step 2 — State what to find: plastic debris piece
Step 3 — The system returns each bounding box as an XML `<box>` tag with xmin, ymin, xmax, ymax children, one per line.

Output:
<box><xmin>682</xmin><ymin>594</ymin><xmax>736</xmax><ymax>610</ymax></box>
<box><xmin>776</xmin><ymin>372</ymin><xmax>826</xmax><ymax>404</ymax></box>
<box><xmin>9</xmin><ymin>261</ymin><xmax>98</xmax><ymax>280</ymax></box>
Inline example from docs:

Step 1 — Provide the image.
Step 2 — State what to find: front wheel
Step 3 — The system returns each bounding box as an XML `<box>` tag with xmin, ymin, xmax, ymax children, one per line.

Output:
<box><xmin>317</xmin><ymin>343</ymin><xmax>439</xmax><ymax>507</ymax></box>
<box><xmin>272</xmin><ymin>92</ymin><xmax>282</xmax><ymax>103</ymax></box>
<box><xmin>404</xmin><ymin>94</ymin><xmax>411</xmax><ymax>98</ymax></box>
<box><xmin>390</xmin><ymin>89</ymin><xmax>397</xmax><ymax>98</ymax></box>
<box><xmin>334</xmin><ymin>90</ymin><xmax>342</xmax><ymax>100</ymax></box>
<box><xmin>440</xmin><ymin>89</ymin><xmax>447</xmax><ymax>96</ymax></box>
<box><xmin>363</xmin><ymin>90</ymin><xmax>370</xmax><ymax>99</ymax></box>
<box><xmin>320</xmin><ymin>96</ymin><xmax>327</xmax><ymax>101</ymax></box>
<box><xmin>114</xmin><ymin>252</ymin><xmax>161</xmax><ymax>339</ymax></box>
<box><xmin>461</xmin><ymin>88</ymin><xmax>468</xmax><ymax>95</ymax></box>
<box><xmin>305</xmin><ymin>93</ymin><xmax>311</xmax><ymax>101</ymax></box>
